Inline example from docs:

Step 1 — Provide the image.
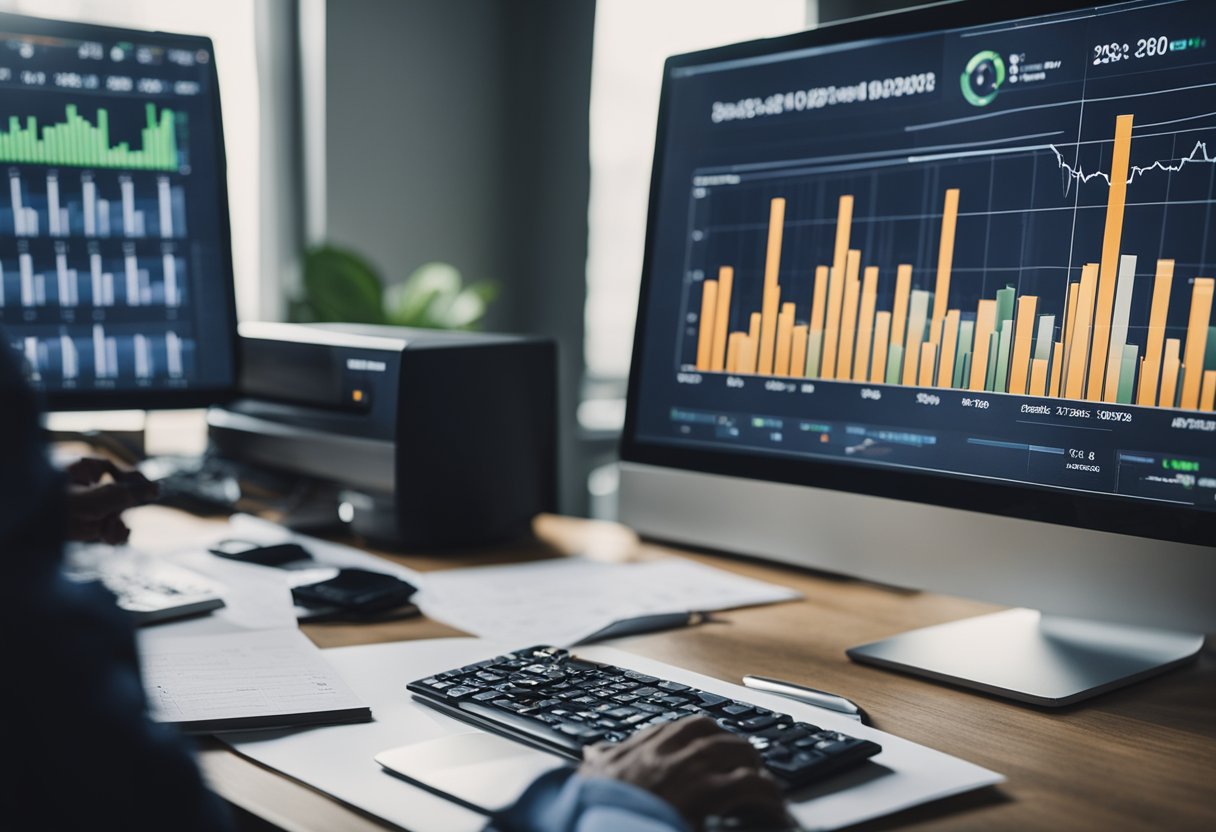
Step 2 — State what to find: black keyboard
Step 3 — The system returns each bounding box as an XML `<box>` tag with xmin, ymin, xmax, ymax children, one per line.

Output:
<box><xmin>407</xmin><ymin>645</ymin><xmax>881</xmax><ymax>791</ymax></box>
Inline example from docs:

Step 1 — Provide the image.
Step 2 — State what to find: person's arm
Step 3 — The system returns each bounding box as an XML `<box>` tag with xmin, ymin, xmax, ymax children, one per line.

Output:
<box><xmin>0</xmin><ymin>345</ymin><xmax>232</xmax><ymax>831</ymax></box>
<box><xmin>490</xmin><ymin>717</ymin><xmax>789</xmax><ymax>832</ymax></box>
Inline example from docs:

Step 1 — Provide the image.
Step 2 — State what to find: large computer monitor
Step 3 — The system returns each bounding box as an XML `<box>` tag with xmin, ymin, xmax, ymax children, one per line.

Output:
<box><xmin>620</xmin><ymin>0</ymin><xmax>1215</xmax><ymax>704</ymax></box>
<box><xmin>0</xmin><ymin>13</ymin><xmax>238</xmax><ymax>411</ymax></box>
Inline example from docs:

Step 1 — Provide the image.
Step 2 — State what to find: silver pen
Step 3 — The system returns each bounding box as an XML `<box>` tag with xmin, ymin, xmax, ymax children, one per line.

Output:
<box><xmin>742</xmin><ymin>675</ymin><xmax>866</xmax><ymax>723</ymax></box>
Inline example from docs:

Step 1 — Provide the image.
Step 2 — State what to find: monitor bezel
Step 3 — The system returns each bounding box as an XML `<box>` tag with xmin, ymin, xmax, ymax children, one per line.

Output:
<box><xmin>0</xmin><ymin>12</ymin><xmax>241</xmax><ymax>411</ymax></box>
<box><xmin>620</xmin><ymin>0</ymin><xmax>1216</xmax><ymax>548</ymax></box>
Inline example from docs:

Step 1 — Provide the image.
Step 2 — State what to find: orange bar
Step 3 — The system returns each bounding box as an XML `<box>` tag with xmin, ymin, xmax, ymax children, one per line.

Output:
<box><xmin>748</xmin><ymin>311</ymin><xmax>761</xmax><ymax>346</ymax></box>
<box><xmin>709</xmin><ymin>266</ymin><xmax>734</xmax><ymax>371</ymax></box>
<box><xmin>836</xmin><ymin>250</ymin><xmax>862</xmax><ymax>379</ymax></box>
<box><xmin>1066</xmin><ymin>263</ymin><xmax>1100</xmax><ymax>399</ymax></box>
<box><xmin>820</xmin><ymin>195</ymin><xmax>854</xmax><ymax>378</ymax></box>
<box><xmin>809</xmin><ymin>265</ymin><xmax>829</xmax><ymax>333</ymax></box>
<box><xmin>725</xmin><ymin>332</ymin><xmax>743</xmax><ymax>373</ymax></box>
<box><xmin>1029</xmin><ymin>358</ymin><xmax>1049</xmax><ymax>397</ymax></box>
<box><xmin>737</xmin><ymin>334</ymin><xmax>757</xmax><ymax>374</ymax></box>
<box><xmin>757</xmin><ymin>198</ymin><xmax>787</xmax><ymax>375</ymax></box>
<box><xmin>1060</xmin><ymin>281</ymin><xmax>1080</xmax><ymax>384</ymax></box>
<box><xmin>774</xmin><ymin>302</ymin><xmax>795</xmax><ymax>376</ymax></box>
<box><xmin>1180</xmin><ymin>277</ymin><xmax>1215</xmax><ymax>409</ymax></box>
<box><xmin>930</xmin><ymin>188</ymin><xmax>961</xmax><ymax>345</ymax></box>
<box><xmin>918</xmin><ymin>342</ymin><xmax>936</xmax><ymax>386</ymax></box>
<box><xmin>1008</xmin><ymin>295</ymin><xmax>1039</xmax><ymax>395</ymax></box>
<box><xmin>1087</xmin><ymin>114</ymin><xmax>1135</xmax><ymax>400</ymax></box>
<box><xmin>890</xmin><ymin>264</ymin><xmax>913</xmax><ymax>349</ymax></box>
<box><xmin>937</xmin><ymin>309</ymin><xmax>960</xmax><ymax>387</ymax></box>
<box><xmin>1049</xmin><ymin>341</ymin><xmax>1065</xmax><ymax>398</ymax></box>
<box><xmin>1160</xmin><ymin>339</ymin><xmax>1181</xmax><ymax>408</ymax></box>
<box><xmin>1137</xmin><ymin>259</ymin><xmax>1174</xmax><ymax>405</ymax></box>
<box><xmin>695</xmin><ymin>280</ymin><xmax>719</xmax><ymax>370</ymax></box>
<box><xmin>1201</xmin><ymin>370</ymin><xmax>1216</xmax><ymax>411</ymax></box>
<box><xmin>969</xmin><ymin>300</ymin><xmax>997</xmax><ymax>391</ymax></box>
<box><xmin>870</xmin><ymin>312</ymin><xmax>891</xmax><ymax>384</ymax></box>
<box><xmin>853</xmin><ymin>266</ymin><xmax>879</xmax><ymax>382</ymax></box>
<box><xmin>790</xmin><ymin>325</ymin><xmax>808</xmax><ymax>376</ymax></box>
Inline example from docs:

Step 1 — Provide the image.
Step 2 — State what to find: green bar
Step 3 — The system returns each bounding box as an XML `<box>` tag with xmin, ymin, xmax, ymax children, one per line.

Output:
<box><xmin>994</xmin><ymin>320</ymin><xmax>1013</xmax><ymax>393</ymax></box>
<box><xmin>961</xmin><ymin>353</ymin><xmax>973</xmax><ymax>388</ymax></box>
<box><xmin>98</xmin><ymin>108</ymin><xmax>110</xmax><ymax>165</ymax></box>
<box><xmin>73</xmin><ymin>115</ymin><xmax>83</xmax><ymax>166</ymax></box>
<box><xmin>1204</xmin><ymin>327</ymin><xmax>1216</xmax><ymax>372</ymax></box>
<box><xmin>164</xmin><ymin>108</ymin><xmax>177</xmax><ymax>168</ymax></box>
<box><xmin>885</xmin><ymin>344</ymin><xmax>904</xmax><ymax>384</ymax></box>
<box><xmin>995</xmin><ymin>286</ymin><xmax>1016</xmax><ymax>325</ymax></box>
<box><xmin>985</xmin><ymin>331</ymin><xmax>1000</xmax><ymax>391</ymax></box>
<box><xmin>954</xmin><ymin>320</ymin><xmax>975</xmax><ymax>387</ymax></box>
<box><xmin>1117</xmin><ymin>344</ymin><xmax>1138</xmax><ymax>404</ymax></box>
<box><xmin>805</xmin><ymin>331</ymin><xmax>823</xmax><ymax>379</ymax></box>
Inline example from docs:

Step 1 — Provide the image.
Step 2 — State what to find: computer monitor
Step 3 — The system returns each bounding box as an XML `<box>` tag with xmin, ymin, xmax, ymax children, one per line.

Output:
<box><xmin>620</xmin><ymin>0</ymin><xmax>1215</xmax><ymax>705</ymax></box>
<box><xmin>0</xmin><ymin>13</ymin><xmax>237</xmax><ymax>411</ymax></box>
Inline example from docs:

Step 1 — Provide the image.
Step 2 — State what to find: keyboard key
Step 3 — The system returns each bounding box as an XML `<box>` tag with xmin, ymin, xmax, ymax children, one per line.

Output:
<box><xmin>738</xmin><ymin>714</ymin><xmax>782</xmax><ymax>732</ymax></box>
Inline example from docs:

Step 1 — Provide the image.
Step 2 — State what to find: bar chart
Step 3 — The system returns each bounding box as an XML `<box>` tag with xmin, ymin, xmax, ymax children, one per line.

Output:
<box><xmin>0</xmin><ymin>250</ymin><xmax>186</xmax><ymax>309</ymax></box>
<box><xmin>0</xmin><ymin>103</ymin><xmax>179</xmax><ymax>170</ymax></box>
<box><xmin>2</xmin><ymin>169</ymin><xmax>187</xmax><ymax>239</ymax></box>
<box><xmin>16</xmin><ymin>324</ymin><xmax>189</xmax><ymax>385</ymax></box>
<box><xmin>687</xmin><ymin>114</ymin><xmax>1216</xmax><ymax>412</ymax></box>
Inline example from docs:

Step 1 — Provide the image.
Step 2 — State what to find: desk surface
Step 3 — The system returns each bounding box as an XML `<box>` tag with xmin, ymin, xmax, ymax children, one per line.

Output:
<box><xmin>128</xmin><ymin>508</ymin><xmax>1216</xmax><ymax>832</ymax></box>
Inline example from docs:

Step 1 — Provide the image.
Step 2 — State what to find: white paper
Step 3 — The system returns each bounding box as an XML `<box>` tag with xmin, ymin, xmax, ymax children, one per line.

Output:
<box><xmin>223</xmin><ymin>638</ymin><xmax>1001</xmax><ymax>832</ymax></box>
<box><xmin>224</xmin><ymin>639</ymin><xmax>509</xmax><ymax>832</ymax></box>
<box><xmin>138</xmin><ymin>628</ymin><xmax>367</xmax><ymax>728</ymax></box>
<box><xmin>415</xmin><ymin>557</ymin><xmax>801</xmax><ymax>646</ymax></box>
<box><xmin>578</xmin><ymin>645</ymin><xmax>1005</xmax><ymax>831</ymax></box>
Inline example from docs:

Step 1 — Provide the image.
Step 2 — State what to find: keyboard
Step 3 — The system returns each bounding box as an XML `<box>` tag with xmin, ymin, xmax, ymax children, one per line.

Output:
<box><xmin>408</xmin><ymin>645</ymin><xmax>881</xmax><ymax>790</ymax></box>
<box><xmin>65</xmin><ymin>550</ymin><xmax>226</xmax><ymax>625</ymax></box>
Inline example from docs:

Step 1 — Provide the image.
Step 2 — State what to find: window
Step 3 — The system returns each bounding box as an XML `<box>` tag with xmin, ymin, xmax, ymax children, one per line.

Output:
<box><xmin>585</xmin><ymin>0</ymin><xmax>809</xmax><ymax>380</ymax></box>
<box><xmin>0</xmin><ymin>0</ymin><xmax>262</xmax><ymax>320</ymax></box>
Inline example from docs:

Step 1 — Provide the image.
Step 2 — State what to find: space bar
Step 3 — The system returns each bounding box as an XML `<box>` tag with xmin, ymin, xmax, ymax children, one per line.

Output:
<box><xmin>457</xmin><ymin>701</ymin><xmax>584</xmax><ymax>755</ymax></box>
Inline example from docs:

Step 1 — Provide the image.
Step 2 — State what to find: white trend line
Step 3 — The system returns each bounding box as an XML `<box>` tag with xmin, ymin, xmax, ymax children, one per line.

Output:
<box><xmin>1048</xmin><ymin>139</ymin><xmax>1216</xmax><ymax>196</ymax></box>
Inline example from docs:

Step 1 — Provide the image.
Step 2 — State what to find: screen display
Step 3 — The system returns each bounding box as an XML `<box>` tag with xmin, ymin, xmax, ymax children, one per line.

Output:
<box><xmin>630</xmin><ymin>0</ymin><xmax>1216</xmax><ymax>513</ymax></box>
<box><xmin>0</xmin><ymin>16</ymin><xmax>236</xmax><ymax>402</ymax></box>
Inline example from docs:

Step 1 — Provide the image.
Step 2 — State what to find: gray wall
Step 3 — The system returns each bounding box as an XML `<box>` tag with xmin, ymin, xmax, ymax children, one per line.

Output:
<box><xmin>321</xmin><ymin>0</ymin><xmax>595</xmax><ymax>514</ymax></box>
<box><xmin>324</xmin><ymin>0</ymin><xmax>505</xmax><ymax>293</ymax></box>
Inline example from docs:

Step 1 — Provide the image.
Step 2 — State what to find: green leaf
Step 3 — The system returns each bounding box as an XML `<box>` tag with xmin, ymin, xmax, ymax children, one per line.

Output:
<box><xmin>302</xmin><ymin>245</ymin><xmax>386</xmax><ymax>324</ymax></box>
<box><xmin>385</xmin><ymin>262</ymin><xmax>461</xmax><ymax>327</ymax></box>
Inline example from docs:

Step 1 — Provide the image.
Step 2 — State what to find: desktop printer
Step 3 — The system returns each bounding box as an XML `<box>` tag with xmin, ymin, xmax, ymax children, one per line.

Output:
<box><xmin>206</xmin><ymin>322</ymin><xmax>557</xmax><ymax>548</ymax></box>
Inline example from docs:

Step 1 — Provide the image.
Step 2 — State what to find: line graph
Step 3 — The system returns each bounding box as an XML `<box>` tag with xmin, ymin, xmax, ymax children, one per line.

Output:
<box><xmin>1050</xmin><ymin>136</ymin><xmax>1216</xmax><ymax>194</ymax></box>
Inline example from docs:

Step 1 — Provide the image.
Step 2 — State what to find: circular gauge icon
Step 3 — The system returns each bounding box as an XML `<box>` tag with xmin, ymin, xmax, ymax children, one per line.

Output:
<box><xmin>961</xmin><ymin>50</ymin><xmax>1006</xmax><ymax>107</ymax></box>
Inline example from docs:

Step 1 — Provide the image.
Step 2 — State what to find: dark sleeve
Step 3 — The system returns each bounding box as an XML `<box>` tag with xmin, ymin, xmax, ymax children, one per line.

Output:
<box><xmin>0</xmin><ymin>343</ymin><xmax>232</xmax><ymax>831</ymax></box>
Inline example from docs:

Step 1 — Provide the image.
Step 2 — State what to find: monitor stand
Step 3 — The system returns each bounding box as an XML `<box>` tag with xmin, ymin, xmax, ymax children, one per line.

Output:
<box><xmin>846</xmin><ymin>608</ymin><xmax>1205</xmax><ymax>707</ymax></box>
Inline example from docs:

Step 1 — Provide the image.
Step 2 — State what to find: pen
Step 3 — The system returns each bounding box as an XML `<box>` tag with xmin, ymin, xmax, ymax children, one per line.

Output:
<box><xmin>742</xmin><ymin>675</ymin><xmax>866</xmax><ymax>722</ymax></box>
<box><xmin>577</xmin><ymin>611</ymin><xmax>712</xmax><ymax>644</ymax></box>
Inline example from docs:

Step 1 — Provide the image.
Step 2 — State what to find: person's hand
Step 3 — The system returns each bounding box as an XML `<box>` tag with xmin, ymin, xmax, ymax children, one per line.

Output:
<box><xmin>64</xmin><ymin>457</ymin><xmax>159</xmax><ymax>544</ymax></box>
<box><xmin>579</xmin><ymin>716</ymin><xmax>789</xmax><ymax>830</ymax></box>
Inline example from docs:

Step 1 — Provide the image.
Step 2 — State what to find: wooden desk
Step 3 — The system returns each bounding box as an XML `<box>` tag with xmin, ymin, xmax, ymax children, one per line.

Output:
<box><xmin>128</xmin><ymin>508</ymin><xmax>1215</xmax><ymax>831</ymax></box>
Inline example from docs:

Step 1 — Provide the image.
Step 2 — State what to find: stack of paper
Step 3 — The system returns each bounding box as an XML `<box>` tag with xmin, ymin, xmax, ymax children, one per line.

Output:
<box><xmin>140</xmin><ymin>628</ymin><xmax>371</xmax><ymax>733</ymax></box>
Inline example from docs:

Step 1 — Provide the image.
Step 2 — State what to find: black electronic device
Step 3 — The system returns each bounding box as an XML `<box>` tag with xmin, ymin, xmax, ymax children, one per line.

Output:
<box><xmin>0</xmin><ymin>13</ymin><xmax>239</xmax><ymax>410</ymax></box>
<box><xmin>206</xmin><ymin>322</ymin><xmax>558</xmax><ymax>548</ymax></box>
<box><xmin>407</xmin><ymin>645</ymin><xmax>882</xmax><ymax>791</ymax></box>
